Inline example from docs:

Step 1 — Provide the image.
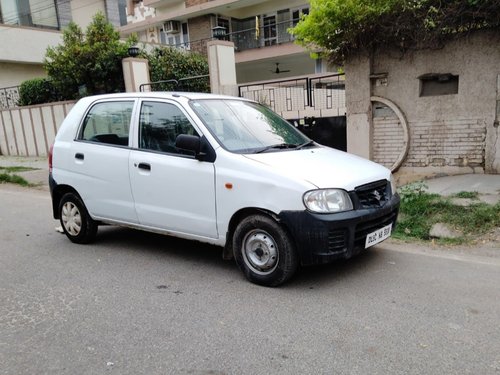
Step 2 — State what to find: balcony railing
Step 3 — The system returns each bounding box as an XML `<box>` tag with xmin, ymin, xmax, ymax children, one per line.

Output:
<box><xmin>230</xmin><ymin>18</ymin><xmax>298</xmax><ymax>52</ymax></box>
<box><xmin>167</xmin><ymin>17</ymin><xmax>301</xmax><ymax>54</ymax></box>
<box><xmin>0</xmin><ymin>86</ymin><xmax>20</xmax><ymax>110</ymax></box>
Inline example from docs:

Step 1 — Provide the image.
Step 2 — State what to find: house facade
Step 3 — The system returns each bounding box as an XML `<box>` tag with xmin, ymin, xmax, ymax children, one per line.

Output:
<box><xmin>345</xmin><ymin>30</ymin><xmax>500</xmax><ymax>178</ymax></box>
<box><xmin>0</xmin><ymin>0</ymin><xmax>128</xmax><ymax>107</ymax></box>
<box><xmin>120</xmin><ymin>0</ymin><xmax>333</xmax><ymax>83</ymax></box>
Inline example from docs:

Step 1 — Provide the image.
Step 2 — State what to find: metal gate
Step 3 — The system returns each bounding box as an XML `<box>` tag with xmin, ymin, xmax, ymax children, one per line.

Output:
<box><xmin>238</xmin><ymin>73</ymin><xmax>345</xmax><ymax>116</ymax></box>
<box><xmin>238</xmin><ymin>73</ymin><xmax>347</xmax><ymax>150</ymax></box>
<box><xmin>139</xmin><ymin>74</ymin><xmax>210</xmax><ymax>93</ymax></box>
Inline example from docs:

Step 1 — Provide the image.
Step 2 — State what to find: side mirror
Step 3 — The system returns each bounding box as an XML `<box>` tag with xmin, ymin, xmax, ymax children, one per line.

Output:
<box><xmin>176</xmin><ymin>134</ymin><xmax>199</xmax><ymax>152</ymax></box>
<box><xmin>175</xmin><ymin>134</ymin><xmax>216</xmax><ymax>162</ymax></box>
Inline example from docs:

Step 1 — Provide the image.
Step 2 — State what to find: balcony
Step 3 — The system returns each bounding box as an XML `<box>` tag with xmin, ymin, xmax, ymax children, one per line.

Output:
<box><xmin>166</xmin><ymin>16</ymin><xmax>302</xmax><ymax>56</ymax></box>
<box><xmin>230</xmin><ymin>18</ymin><xmax>297</xmax><ymax>52</ymax></box>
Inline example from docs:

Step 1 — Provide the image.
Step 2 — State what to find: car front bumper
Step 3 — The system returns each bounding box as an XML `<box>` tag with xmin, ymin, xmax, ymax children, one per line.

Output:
<box><xmin>278</xmin><ymin>193</ymin><xmax>400</xmax><ymax>266</ymax></box>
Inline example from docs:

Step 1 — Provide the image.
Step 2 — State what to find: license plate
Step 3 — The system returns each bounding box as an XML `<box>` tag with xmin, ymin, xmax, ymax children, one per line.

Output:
<box><xmin>365</xmin><ymin>224</ymin><xmax>392</xmax><ymax>248</ymax></box>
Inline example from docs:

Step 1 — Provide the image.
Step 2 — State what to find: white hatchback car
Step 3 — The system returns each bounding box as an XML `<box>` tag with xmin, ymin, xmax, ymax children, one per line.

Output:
<box><xmin>50</xmin><ymin>92</ymin><xmax>399</xmax><ymax>286</ymax></box>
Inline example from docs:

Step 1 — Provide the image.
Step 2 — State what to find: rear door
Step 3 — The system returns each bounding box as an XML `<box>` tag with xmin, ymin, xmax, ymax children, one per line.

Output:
<box><xmin>70</xmin><ymin>99</ymin><xmax>138</xmax><ymax>223</ymax></box>
<box><xmin>129</xmin><ymin>99</ymin><xmax>217</xmax><ymax>238</ymax></box>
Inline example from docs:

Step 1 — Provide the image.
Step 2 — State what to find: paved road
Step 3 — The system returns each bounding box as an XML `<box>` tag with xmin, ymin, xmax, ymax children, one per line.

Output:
<box><xmin>1</xmin><ymin>185</ymin><xmax>499</xmax><ymax>375</ymax></box>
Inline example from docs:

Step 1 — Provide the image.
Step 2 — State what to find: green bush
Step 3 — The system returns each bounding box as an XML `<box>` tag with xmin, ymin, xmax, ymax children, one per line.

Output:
<box><xmin>147</xmin><ymin>47</ymin><xmax>210</xmax><ymax>93</ymax></box>
<box><xmin>18</xmin><ymin>78</ymin><xmax>60</xmax><ymax>106</ymax></box>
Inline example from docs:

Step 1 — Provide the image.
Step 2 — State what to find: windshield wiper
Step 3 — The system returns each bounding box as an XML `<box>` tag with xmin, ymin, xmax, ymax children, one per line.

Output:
<box><xmin>295</xmin><ymin>140</ymin><xmax>315</xmax><ymax>150</ymax></box>
<box><xmin>255</xmin><ymin>143</ymin><xmax>299</xmax><ymax>153</ymax></box>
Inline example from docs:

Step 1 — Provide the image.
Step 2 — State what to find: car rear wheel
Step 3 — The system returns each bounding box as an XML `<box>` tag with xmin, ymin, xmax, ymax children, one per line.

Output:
<box><xmin>233</xmin><ymin>214</ymin><xmax>298</xmax><ymax>287</ymax></box>
<box><xmin>59</xmin><ymin>192</ymin><xmax>97</xmax><ymax>244</ymax></box>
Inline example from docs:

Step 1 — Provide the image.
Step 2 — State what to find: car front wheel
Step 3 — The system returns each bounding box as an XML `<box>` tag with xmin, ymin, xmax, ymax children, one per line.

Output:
<box><xmin>59</xmin><ymin>192</ymin><xmax>97</xmax><ymax>244</ymax></box>
<box><xmin>233</xmin><ymin>214</ymin><xmax>298</xmax><ymax>287</ymax></box>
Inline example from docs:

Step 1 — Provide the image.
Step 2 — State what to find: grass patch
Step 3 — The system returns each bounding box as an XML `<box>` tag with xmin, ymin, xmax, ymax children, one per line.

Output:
<box><xmin>0</xmin><ymin>173</ymin><xmax>31</xmax><ymax>187</ymax></box>
<box><xmin>452</xmin><ymin>191</ymin><xmax>480</xmax><ymax>199</ymax></box>
<box><xmin>394</xmin><ymin>182</ymin><xmax>500</xmax><ymax>244</ymax></box>
<box><xmin>0</xmin><ymin>166</ymin><xmax>38</xmax><ymax>173</ymax></box>
<box><xmin>0</xmin><ymin>165</ymin><xmax>41</xmax><ymax>188</ymax></box>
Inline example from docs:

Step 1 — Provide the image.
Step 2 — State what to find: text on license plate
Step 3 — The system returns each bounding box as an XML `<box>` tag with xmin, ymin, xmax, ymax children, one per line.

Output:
<box><xmin>365</xmin><ymin>223</ymin><xmax>392</xmax><ymax>248</ymax></box>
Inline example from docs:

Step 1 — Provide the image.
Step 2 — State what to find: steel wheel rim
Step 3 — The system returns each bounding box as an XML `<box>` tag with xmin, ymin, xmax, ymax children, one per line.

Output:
<box><xmin>242</xmin><ymin>229</ymin><xmax>279</xmax><ymax>275</ymax></box>
<box><xmin>61</xmin><ymin>202</ymin><xmax>82</xmax><ymax>236</ymax></box>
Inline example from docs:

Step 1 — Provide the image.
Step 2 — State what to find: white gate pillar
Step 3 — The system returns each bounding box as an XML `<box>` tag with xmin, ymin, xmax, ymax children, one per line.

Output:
<box><xmin>207</xmin><ymin>40</ymin><xmax>238</xmax><ymax>97</ymax></box>
<box><xmin>122</xmin><ymin>57</ymin><xmax>150</xmax><ymax>92</ymax></box>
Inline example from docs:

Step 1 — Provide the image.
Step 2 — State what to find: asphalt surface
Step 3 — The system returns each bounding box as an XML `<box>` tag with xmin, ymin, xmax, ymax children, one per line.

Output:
<box><xmin>1</xmin><ymin>184</ymin><xmax>499</xmax><ymax>375</ymax></box>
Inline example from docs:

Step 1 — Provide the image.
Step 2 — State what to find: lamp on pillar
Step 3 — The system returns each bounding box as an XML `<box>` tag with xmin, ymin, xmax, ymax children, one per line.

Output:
<box><xmin>128</xmin><ymin>45</ymin><xmax>140</xmax><ymax>57</ymax></box>
<box><xmin>212</xmin><ymin>26</ymin><xmax>227</xmax><ymax>40</ymax></box>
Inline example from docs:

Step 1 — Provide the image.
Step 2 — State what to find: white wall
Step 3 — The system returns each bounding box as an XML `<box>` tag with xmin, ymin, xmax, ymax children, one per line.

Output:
<box><xmin>0</xmin><ymin>24</ymin><xmax>62</xmax><ymax>88</ymax></box>
<box><xmin>71</xmin><ymin>0</ymin><xmax>107</xmax><ymax>28</ymax></box>
<box><xmin>0</xmin><ymin>24</ymin><xmax>62</xmax><ymax>64</ymax></box>
<box><xmin>0</xmin><ymin>62</ymin><xmax>47</xmax><ymax>89</ymax></box>
<box><xmin>0</xmin><ymin>101</ymin><xmax>76</xmax><ymax>157</ymax></box>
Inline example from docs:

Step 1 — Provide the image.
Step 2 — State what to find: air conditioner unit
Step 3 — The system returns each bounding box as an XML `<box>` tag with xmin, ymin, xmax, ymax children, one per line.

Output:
<box><xmin>162</xmin><ymin>20</ymin><xmax>181</xmax><ymax>34</ymax></box>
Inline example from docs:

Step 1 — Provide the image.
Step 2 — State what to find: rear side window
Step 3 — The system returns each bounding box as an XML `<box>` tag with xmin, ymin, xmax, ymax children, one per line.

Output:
<box><xmin>79</xmin><ymin>101</ymin><xmax>134</xmax><ymax>146</ymax></box>
<box><xmin>139</xmin><ymin>101</ymin><xmax>198</xmax><ymax>155</ymax></box>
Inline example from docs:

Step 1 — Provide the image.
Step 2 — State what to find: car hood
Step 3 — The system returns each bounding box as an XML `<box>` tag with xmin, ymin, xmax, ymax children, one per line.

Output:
<box><xmin>243</xmin><ymin>146</ymin><xmax>391</xmax><ymax>191</ymax></box>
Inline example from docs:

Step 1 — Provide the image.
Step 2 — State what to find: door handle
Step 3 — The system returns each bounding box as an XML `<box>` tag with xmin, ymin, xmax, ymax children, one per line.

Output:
<box><xmin>75</xmin><ymin>153</ymin><xmax>84</xmax><ymax>160</ymax></box>
<box><xmin>138</xmin><ymin>163</ymin><xmax>151</xmax><ymax>171</ymax></box>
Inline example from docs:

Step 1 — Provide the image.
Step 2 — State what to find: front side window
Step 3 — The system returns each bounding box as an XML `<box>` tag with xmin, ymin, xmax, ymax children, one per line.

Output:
<box><xmin>190</xmin><ymin>99</ymin><xmax>309</xmax><ymax>153</ymax></box>
<box><xmin>139</xmin><ymin>101</ymin><xmax>197</xmax><ymax>155</ymax></box>
<box><xmin>79</xmin><ymin>101</ymin><xmax>133</xmax><ymax>146</ymax></box>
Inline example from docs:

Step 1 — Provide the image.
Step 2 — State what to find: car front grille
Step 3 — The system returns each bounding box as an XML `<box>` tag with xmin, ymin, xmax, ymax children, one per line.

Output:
<box><xmin>354</xmin><ymin>180</ymin><xmax>390</xmax><ymax>209</ymax></box>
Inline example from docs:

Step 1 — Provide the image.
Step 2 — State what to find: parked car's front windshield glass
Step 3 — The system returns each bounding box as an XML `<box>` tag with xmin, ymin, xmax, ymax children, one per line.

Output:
<box><xmin>190</xmin><ymin>99</ymin><xmax>310</xmax><ymax>153</ymax></box>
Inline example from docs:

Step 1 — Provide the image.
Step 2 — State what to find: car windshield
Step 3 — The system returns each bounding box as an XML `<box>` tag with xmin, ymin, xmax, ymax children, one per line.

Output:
<box><xmin>189</xmin><ymin>99</ymin><xmax>311</xmax><ymax>153</ymax></box>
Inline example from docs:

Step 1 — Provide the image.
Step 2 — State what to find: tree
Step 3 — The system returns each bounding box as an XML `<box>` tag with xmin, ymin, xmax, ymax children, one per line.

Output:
<box><xmin>291</xmin><ymin>0</ymin><xmax>500</xmax><ymax>65</ymax></box>
<box><xmin>146</xmin><ymin>47</ymin><xmax>210</xmax><ymax>93</ymax></box>
<box><xmin>44</xmin><ymin>12</ymin><xmax>136</xmax><ymax>100</ymax></box>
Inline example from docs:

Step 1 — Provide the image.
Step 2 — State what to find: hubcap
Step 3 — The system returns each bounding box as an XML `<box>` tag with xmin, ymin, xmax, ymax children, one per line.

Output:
<box><xmin>242</xmin><ymin>230</ymin><xmax>278</xmax><ymax>275</ymax></box>
<box><xmin>61</xmin><ymin>202</ymin><xmax>82</xmax><ymax>236</ymax></box>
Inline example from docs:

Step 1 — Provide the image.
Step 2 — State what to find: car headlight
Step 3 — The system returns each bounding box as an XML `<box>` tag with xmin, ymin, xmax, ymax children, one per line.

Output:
<box><xmin>390</xmin><ymin>174</ymin><xmax>397</xmax><ymax>196</ymax></box>
<box><xmin>303</xmin><ymin>189</ymin><xmax>353</xmax><ymax>213</ymax></box>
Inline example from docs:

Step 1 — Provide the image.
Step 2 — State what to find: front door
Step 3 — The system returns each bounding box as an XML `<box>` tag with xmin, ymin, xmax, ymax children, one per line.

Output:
<box><xmin>129</xmin><ymin>100</ymin><xmax>217</xmax><ymax>238</ymax></box>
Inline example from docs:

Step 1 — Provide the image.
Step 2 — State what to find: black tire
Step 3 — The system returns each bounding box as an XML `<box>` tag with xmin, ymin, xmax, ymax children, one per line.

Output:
<box><xmin>59</xmin><ymin>192</ymin><xmax>97</xmax><ymax>244</ymax></box>
<box><xmin>233</xmin><ymin>214</ymin><xmax>298</xmax><ymax>287</ymax></box>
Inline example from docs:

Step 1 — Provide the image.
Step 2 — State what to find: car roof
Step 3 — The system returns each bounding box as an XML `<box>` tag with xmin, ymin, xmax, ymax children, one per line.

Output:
<box><xmin>77</xmin><ymin>92</ymin><xmax>249</xmax><ymax>102</ymax></box>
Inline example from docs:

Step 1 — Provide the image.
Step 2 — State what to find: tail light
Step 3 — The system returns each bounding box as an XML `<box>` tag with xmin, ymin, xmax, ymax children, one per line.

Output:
<box><xmin>48</xmin><ymin>144</ymin><xmax>54</xmax><ymax>173</ymax></box>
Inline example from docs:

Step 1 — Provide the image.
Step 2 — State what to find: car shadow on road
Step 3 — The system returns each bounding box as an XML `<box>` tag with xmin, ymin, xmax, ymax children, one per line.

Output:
<box><xmin>93</xmin><ymin>225</ymin><xmax>233</xmax><ymax>267</ymax></box>
<box><xmin>289</xmin><ymin>249</ymin><xmax>383</xmax><ymax>288</ymax></box>
<box><xmin>86</xmin><ymin>225</ymin><xmax>384</xmax><ymax>289</ymax></box>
